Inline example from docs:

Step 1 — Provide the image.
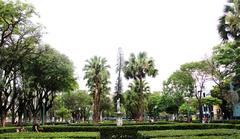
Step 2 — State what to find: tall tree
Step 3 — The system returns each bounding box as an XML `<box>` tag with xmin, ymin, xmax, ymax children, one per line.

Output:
<box><xmin>83</xmin><ymin>56</ymin><xmax>110</xmax><ymax>123</ymax></box>
<box><xmin>218</xmin><ymin>0</ymin><xmax>240</xmax><ymax>41</ymax></box>
<box><xmin>210</xmin><ymin>41</ymin><xmax>240</xmax><ymax>118</ymax></box>
<box><xmin>113</xmin><ymin>47</ymin><xmax>124</xmax><ymax>110</ymax></box>
<box><xmin>180</xmin><ymin>60</ymin><xmax>211</xmax><ymax>122</ymax></box>
<box><xmin>0</xmin><ymin>0</ymin><xmax>42</xmax><ymax>127</ymax></box>
<box><xmin>163</xmin><ymin>70</ymin><xmax>195</xmax><ymax>97</ymax></box>
<box><xmin>123</xmin><ymin>52</ymin><xmax>158</xmax><ymax>121</ymax></box>
<box><xmin>124</xmin><ymin>80</ymin><xmax>150</xmax><ymax>120</ymax></box>
<box><xmin>23</xmin><ymin>45</ymin><xmax>77</xmax><ymax>125</ymax></box>
<box><xmin>162</xmin><ymin>70</ymin><xmax>195</xmax><ymax>117</ymax></box>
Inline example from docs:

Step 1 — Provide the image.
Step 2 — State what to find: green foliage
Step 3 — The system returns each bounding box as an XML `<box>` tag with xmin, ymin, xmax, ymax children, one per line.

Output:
<box><xmin>163</xmin><ymin>70</ymin><xmax>195</xmax><ymax>97</ymax></box>
<box><xmin>211</xmin><ymin>41</ymin><xmax>240</xmax><ymax>118</ymax></box>
<box><xmin>55</xmin><ymin>106</ymin><xmax>71</xmax><ymax>121</ymax></box>
<box><xmin>0</xmin><ymin>0</ymin><xmax>43</xmax><ymax>127</ymax></box>
<box><xmin>123</xmin><ymin>80</ymin><xmax>150</xmax><ymax>119</ymax></box>
<box><xmin>83</xmin><ymin>56</ymin><xmax>110</xmax><ymax>123</ymax></box>
<box><xmin>147</xmin><ymin>92</ymin><xmax>182</xmax><ymax>118</ymax></box>
<box><xmin>123</xmin><ymin>52</ymin><xmax>158</xmax><ymax>80</ymax></box>
<box><xmin>218</xmin><ymin>0</ymin><xmax>240</xmax><ymax>41</ymax></box>
<box><xmin>202</xmin><ymin>96</ymin><xmax>222</xmax><ymax>105</ymax></box>
<box><xmin>22</xmin><ymin>45</ymin><xmax>77</xmax><ymax>125</ymax></box>
<box><xmin>179</xmin><ymin>102</ymin><xmax>197</xmax><ymax>115</ymax></box>
<box><xmin>138</xmin><ymin>129</ymin><xmax>240</xmax><ymax>138</ymax></box>
<box><xmin>0</xmin><ymin>132</ymin><xmax>100</xmax><ymax>139</ymax></box>
<box><xmin>123</xmin><ymin>52</ymin><xmax>158</xmax><ymax>121</ymax></box>
<box><xmin>211</xmin><ymin>120</ymin><xmax>240</xmax><ymax>124</ymax></box>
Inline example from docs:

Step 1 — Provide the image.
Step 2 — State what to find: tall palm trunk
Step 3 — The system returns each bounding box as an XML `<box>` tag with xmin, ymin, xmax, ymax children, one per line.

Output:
<box><xmin>93</xmin><ymin>87</ymin><xmax>100</xmax><ymax>123</ymax></box>
<box><xmin>138</xmin><ymin>78</ymin><xmax>144</xmax><ymax>122</ymax></box>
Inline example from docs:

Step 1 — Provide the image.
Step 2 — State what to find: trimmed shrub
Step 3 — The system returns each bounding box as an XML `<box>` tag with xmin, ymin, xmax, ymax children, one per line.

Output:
<box><xmin>138</xmin><ymin>129</ymin><xmax>240</xmax><ymax>138</ymax></box>
<box><xmin>151</xmin><ymin>135</ymin><xmax>240</xmax><ymax>139</ymax></box>
<box><xmin>0</xmin><ymin>132</ymin><xmax>100</xmax><ymax>139</ymax></box>
<box><xmin>42</xmin><ymin>123</ymin><xmax>238</xmax><ymax>133</ymax></box>
<box><xmin>68</xmin><ymin>121</ymin><xmax>173</xmax><ymax>126</ymax></box>
<box><xmin>211</xmin><ymin>120</ymin><xmax>240</xmax><ymax>124</ymax></box>
<box><xmin>0</xmin><ymin>126</ymin><xmax>32</xmax><ymax>134</ymax></box>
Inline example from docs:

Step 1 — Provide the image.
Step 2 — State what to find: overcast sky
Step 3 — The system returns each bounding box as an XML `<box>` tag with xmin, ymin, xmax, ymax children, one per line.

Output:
<box><xmin>27</xmin><ymin>0</ymin><xmax>226</xmax><ymax>92</ymax></box>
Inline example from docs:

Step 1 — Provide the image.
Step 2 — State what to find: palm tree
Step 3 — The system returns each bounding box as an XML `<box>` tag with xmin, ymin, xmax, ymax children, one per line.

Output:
<box><xmin>218</xmin><ymin>0</ymin><xmax>240</xmax><ymax>41</ymax></box>
<box><xmin>123</xmin><ymin>52</ymin><xmax>158</xmax><ymax>121</ymax></box>
<box><xmin>83</xmin><ymin>56</ymin><xmax>110</xmax><ymax>123</ymax></box>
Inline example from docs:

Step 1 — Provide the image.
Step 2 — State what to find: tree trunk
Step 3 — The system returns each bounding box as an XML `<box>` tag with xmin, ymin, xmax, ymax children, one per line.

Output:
<box><xmin>33</xmin><ymin>113</ymin><xmax>37</xmax><ymax>125</ymax></box>
<box><xmin>198</xmin><ymin>101</ymin><xmax>203</xmax><ymax>122</ymax></box>
<box><xmin>11</xmin><ymin>102</ymin><xmax>16</xmax><ymax>124</ymax></box>
<box><xmin>138</xmin><ymin>78</ymin><xmax>144</xmax><ymax>122</ymax></box>
<box><xmin>1</xmin><ymin>111</ymin><xmax>7</xmax><ymax>127</ymax></box>
<box><xmin>18</xmin><ymin>112</ymin><xmax>23</xmax><ymax>126</ymax></box>
<box><xmin>93</xmin><ymin>88</ymin><xmax>100</xmax><ymax>123</ymax></box>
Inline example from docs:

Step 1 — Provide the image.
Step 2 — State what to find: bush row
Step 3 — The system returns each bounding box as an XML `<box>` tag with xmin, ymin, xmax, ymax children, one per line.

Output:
<box><xmin>150</xmin><ymin>135</ymin><xmax>240</xmax><ymax>139</ymax></box>
<box><xmin>210</xmin><ymin>120</ymin><xmax>240</xmax><ymax>124</ymax></box>
<box><xmin>1</xmin><ymin>123</ymin><xmax>238</xmax><ymax>133</ymax></box>
<box><xmin>0</xmin><ymin>132</ymin><xmax>100</xmax><ymax>139</ymax></box>
<box><xmin>42</xmin><ymin>123</ymin><xmax>239</xmax><ymax>132</ymax></box>
<box><xmin>68</xmin><ymin>121</ymin><xmax>173</xmax><ymax>126</ymax></box>
<box><xmin>137</xmin><ymin>129</ymin><xmax>240</xmax><ymax>138</ymax></box>
<box><xmin>0</xmin><ymin>126</ymin><xmax>32</xmax><ymax>134</ymax></box>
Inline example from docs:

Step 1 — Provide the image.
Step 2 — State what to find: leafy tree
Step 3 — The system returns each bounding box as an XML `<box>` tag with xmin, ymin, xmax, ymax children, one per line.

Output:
<box><xmin>83</xmin><ymin>56</ymin><xmax>110</xmax><ymax>123</ymax></box>
<box><xmin>23</xmin><ymin>45</ymin><xmax>77</xmax><ymax>125</ymax></box>
<box><xmin>123</xmin><ymin>52</ymin><xmax>158</xmax><ymax>121</ymax></box>
<box><xmin>180</xmin><ymin>60</ymin><xmax>211</xmax><ymax>122</ymax></box>
<box><xmin>162</xmin><ymin>70</ymin><xmax>195</xmax><ymax>116</ymax></box>
<box><xmin>124</xmin><ymin>80</ymin><xmax>150</xmax><ymax>120</ymax></box>
<box><xmin>202</xmin><ymin>96</ymin><xmax>222</xmax><ymax>106</ymax></box>
<box><xmin>55</xmin><ymin>106</ymin><xmax>71</xmax><ymax>122</ymax></box>
<box><xmin>100</xmin><ymin>95</ymin><xmax>112</xmax><ymax>118</ymax></box>
<box><xmin>218</xmin><ymin>0</ymin><xmax>240</xmax><ymax>41</ymax></box>
<box><xmin>163</xmin><ymin>70</ymin><xmax>195</xmax><ymax>97</ymax></box>
<box><xmin>147</xmin><ymin>92</ymin><xmax>161</xmax><ymax>119</ymax></box>
<box><xmin>77</xmin><ymin>90</ymin><xmax>92</xmax><ymax>122</ymax></box>
<box><xmin>179</xmin><ymin>102</ymin><xmax>197</xmax><ymax>116</ymax></box>
<box><xmin>0</xmin><ymin>0</ymin><xmax>42</xmax><ymax>127</ymax></box>
<box><xmin>52</xmin><ymin>90</ymin><xmax>92</xmax><ymax>123</ymax></box>
<box><xmin>63</xmin><ymin>91</ymin><xmax>80</xmax><ymax>122</ymax></box>
<box><xmin>209</xmin><ymin>41</ymin><xmax>240</xmax><ymax>118</ymax></box>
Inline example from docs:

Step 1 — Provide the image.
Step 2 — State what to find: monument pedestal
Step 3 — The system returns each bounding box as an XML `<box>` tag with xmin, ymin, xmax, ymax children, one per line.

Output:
<box><xmin>116</xmin><ymin>112</ymin><xmax>123</xmax><ymax>126</ymax></box>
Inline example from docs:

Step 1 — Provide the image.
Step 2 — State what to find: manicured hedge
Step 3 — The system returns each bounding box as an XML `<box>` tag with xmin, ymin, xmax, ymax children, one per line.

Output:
<box><xmin>137</xmin><ymin>129</ymin><xmax>240</xmax><ymax>138</ymax></box>
<box><xmin>151</xmin><ymin>135</ymin><xmax>240</xmax><ymax>139</ymax></box>
<box><xmin>42</xmin><ymin>123</ymin><xmax>240</xmax><ymax>139</ymax></box>
<box><xmin>42</xmin><ymin>123</ymin><xmax>238</xmax><ymax>132</ymax></box>
<box><xmin>0</xmin><ymin>126</ymin><xmax>32</xmax><ymax>134</ymax></box>
<box><xmin>1</xmin><ymin>123</ymin><xmax>240</xmax><ymax>139</ymax></box>
<box><xmin>0</xmin><ymin>132</ymin><xmax>100</xmax><ymax>139</ymax></box>
<box><xmin>68</xmin><ymin>121</ymin><xmax>173</xmax><ymax>126</ymax></box>
<box><xmin>211</xmin><ymin>120</ymin><xmax>240</xmax><ymax>124</ymax></box>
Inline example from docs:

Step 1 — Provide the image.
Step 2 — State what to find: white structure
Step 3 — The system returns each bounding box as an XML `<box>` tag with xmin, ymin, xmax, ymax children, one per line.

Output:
<box><xmin>116</xmin><ymin>98</ymin><xmax>123</xmax><ymax>126</ymax></box>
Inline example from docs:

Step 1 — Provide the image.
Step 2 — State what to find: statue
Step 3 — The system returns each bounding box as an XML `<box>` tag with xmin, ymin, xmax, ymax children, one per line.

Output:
<box><xmin>116</xmin><ymin>98</ymin><xmax>123</xmax><ymax>126</ymax></box>
<box><xmin>117</xmin><ymin>98</ymin><xmax>120</xmax><ymax>112</ymax></box>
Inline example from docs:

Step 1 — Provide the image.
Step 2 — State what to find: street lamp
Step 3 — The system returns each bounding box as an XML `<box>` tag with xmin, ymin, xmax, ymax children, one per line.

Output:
<box><xmin>42</xmin><ymin>99</ymin><xmax>46</xmax><ymax>126</ymax></box>
<box><xmin>184</xmin><ymin>97</ymin><xmax>191</xmax><ymax>123</ymax></box>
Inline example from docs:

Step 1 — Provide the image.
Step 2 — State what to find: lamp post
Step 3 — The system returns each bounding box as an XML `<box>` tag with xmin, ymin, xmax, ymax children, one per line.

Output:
<box><xmin>42</xmin><ymin>99</ymin><xmax>46</xmax><ymax>126</ymax></box>
<box><xmin>184</xmin><ymin>97</ymin><xmax>190</xmax><ymax>123</ymax></box>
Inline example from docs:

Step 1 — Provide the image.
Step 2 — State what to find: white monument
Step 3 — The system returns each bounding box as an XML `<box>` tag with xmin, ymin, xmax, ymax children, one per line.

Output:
<box><xmin>116</xmin><ymin>98</ymin><xmax>123</xmax><ymax>126</ymax></box>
